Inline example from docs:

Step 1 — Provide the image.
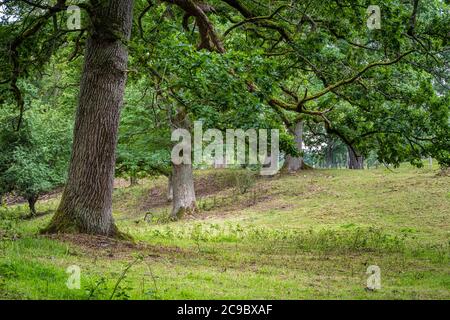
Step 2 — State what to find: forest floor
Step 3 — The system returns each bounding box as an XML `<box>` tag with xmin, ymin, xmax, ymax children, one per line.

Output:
<box><xmin>0</xmin><ymin>164</ymin><xmax>449</xmax><ymax>300</ymax></box>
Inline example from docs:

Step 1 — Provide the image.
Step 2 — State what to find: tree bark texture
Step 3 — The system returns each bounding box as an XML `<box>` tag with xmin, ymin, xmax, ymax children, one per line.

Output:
<box><xmin>171</xmin><ymin>163</ymin><xmax>196</xmax><ymax>219</ymax></box>
<box><xmin>44</xmin><ymin>0</ymin><xmax>134</xmax><ymax>236</ymax></box>
<box><xmin>171</xmin><ymin>110</ymin><xmax>197</xmax><ymax>219</ymax></box>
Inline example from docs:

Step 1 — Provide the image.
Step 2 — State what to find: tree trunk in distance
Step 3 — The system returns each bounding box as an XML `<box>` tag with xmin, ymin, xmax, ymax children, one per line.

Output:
<box><xmin>171</xmin><ymin>163</ymin><xmax>197</xmax><ymax>220</ymax></box>
<box><xmin>348</xmin><ymin>145</ymin><xmax>364</xmax><ymax>169</ymax></box>
<box><xmin>130</xmin><ymin>175</ymin><xmax>138</xmax><ymax>187</ymax></box>
<box><xmin>27</xmin><ymin>195</ymin><xmax>38</xmax><ymax>216</ymax></box>
<box><xmin>284</xmin><ymin>121</ymin><xmax>307</xmax><ymax>172</ymax></box>
<box><xmin>170</xmin><ymin>109</ymin><xmax>197</xmax><ymax>219</ymax></box>
<box><xmin>325</xmin><ymin>137</ymin><xmax>336</xmax><ymax>168</ymax></box>
<box><xmin>167</xmin><ymin>173</ymin><xmax>173</xmax><ymax>202</ymax></box>
<box><xmin>44</xmin><ymin>0</ymin><xmax>134</xmax><ymax>237</ymax></box>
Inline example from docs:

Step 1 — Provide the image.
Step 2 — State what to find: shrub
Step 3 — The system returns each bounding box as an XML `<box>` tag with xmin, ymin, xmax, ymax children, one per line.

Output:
<box><xmin>0</xmin><ymin>109</ymin><xmax>71</xmax><ymax>215</ymax></box>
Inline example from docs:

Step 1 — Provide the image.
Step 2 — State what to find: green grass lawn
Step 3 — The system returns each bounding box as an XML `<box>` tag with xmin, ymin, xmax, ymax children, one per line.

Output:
<box><xmin>0</xmin><ymin>164</ymin><xmax>449</xmax><ymax>300</ymax></box>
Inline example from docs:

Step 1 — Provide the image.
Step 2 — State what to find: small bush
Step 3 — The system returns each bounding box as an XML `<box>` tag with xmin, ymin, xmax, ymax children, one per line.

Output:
<box><xmin>221</xmin><ymin>169</ymin><xmax>257</xmax><ymax>194</ymax></box>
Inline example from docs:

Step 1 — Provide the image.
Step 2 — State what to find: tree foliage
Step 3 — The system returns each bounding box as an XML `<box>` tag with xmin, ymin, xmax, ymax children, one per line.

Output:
<box><xmin>0</xmin><ymin>0</ymin><xmax>448</xmax><ymax>218</ymax></box>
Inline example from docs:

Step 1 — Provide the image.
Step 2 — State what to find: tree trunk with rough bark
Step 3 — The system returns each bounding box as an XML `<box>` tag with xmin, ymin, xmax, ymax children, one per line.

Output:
<box><xmin>348</xmin><ymin>146</ymin><xmax>364</xmax><ymax>169</ymax></box>
<box><xmin>170</xmin><ymin>109</ymin><xmax>197</xmax><ymax>219</ymax></box>
<box><xmin>164</xmin><ymin>0</ymin><xmax>224</xmax><ymax>219</ymax></box>
<box><xmin>171</xmin><ymin>163</ymin><xmax>196</xmax><ymax>219</ymax></box>
<box><xmin>44</xmin><ymin>0</ymin><xmax>134</xmax><ymax>237</ymax></box>
<box><xmin>284</xmin><ymin>121</ymin><xmax>306</xmax><ymax>172</ymax></box>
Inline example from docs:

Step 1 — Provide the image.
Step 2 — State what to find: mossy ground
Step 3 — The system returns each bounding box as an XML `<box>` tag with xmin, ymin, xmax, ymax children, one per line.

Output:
<box><xmin>0</xmin><ymin>163</ymin><xmax>449</xmax><ymax>300</ymax></box>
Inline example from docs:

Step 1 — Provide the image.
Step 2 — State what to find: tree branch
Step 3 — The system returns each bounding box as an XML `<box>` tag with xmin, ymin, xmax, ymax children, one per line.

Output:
<box><xmin>297</xmin><ymin>50</ymin><xmax>415</xmax><ymax>106</ymax></box>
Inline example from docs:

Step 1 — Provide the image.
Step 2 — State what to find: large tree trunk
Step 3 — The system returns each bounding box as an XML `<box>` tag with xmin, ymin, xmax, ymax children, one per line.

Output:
<box><xmin>170</xmin><ymin>109</ymin><xmax>197</xmax><ymax>219</ymax></box>
<box><xmin>44</xmin><ymin>1</ymin><xmax>134</xmax><ymax>236</ymax></box>
<box><xmin>348</xmin><ymin>146</ymin><xmax>364</xmax><ymax>169</ymax></box>
<box><xmin>171</xmin><ymin>163</ymin><xmax>196</xmax><ymax>220</ymax></box>
<box><xmin>284</xmin><ymin>121</ymin><xmax>305</xmax><ymax>172</ymax></box>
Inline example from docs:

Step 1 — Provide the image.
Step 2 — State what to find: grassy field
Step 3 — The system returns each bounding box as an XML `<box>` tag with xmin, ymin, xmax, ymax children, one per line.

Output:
<box><xmin>0</xmin><ymin>164</ymin><xmax>449</xmax><ymax>300</ymax></box>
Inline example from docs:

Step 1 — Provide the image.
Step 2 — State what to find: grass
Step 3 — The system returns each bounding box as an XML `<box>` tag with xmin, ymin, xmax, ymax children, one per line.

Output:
<box><xmin>0</xmin><ymin>164</ymin><xmax>449</xmax><ymax>300</ymax></box>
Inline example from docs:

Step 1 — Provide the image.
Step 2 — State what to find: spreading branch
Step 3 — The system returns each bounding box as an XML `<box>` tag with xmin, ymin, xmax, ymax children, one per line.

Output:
<box><xmin>164</xmin><ymin>0</ymin><xmax>225</xmax><ymax>53</ymax></box>
<box><xmin>297</xmin><ymin>50</ymin><xmax>415</xmax><ymax>107</ymax></box>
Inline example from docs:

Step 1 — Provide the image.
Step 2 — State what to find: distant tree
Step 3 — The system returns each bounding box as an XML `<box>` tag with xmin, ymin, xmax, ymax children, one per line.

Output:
<box><xmin>117</xmin><ymin>78</ymin><xmax>173</xmax><ymax>187</ymax></box>
<box><xmin>0</xmin><ymin>109</ymin><xmax>71</xmax><ymax>215</ymax></box>
<box><xmin>0</xmin><ymin>114</ymin><xmax>30</xmax><ymax>205</ymax></box>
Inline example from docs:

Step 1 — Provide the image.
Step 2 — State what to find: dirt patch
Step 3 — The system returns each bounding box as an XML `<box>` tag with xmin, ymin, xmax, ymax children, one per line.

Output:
<box><xmin>44</xmin><ymin>234</ymin><xmax>191</xmax><ymax>260</ymax></box>
<box><xmin>3</xmin><ymin>178</ymin><xmax>133</xmax><ymax>207</ymax></box>
<box><xmin>114</xmin><ymin>178</ymin><xmax>131</xmax><ymax>189</ymax></box>
<box><xmin>249</xmin><ymin>198</ymin><xmax>296</xmax><ymax>213</ymax></box>
<box><xmin>140</xmin><ymin>173</ymin><xmax>236</xmax><ymax>212</ymax></box>
<box><xmin>193</xmin><ymin>185</ymin><xmax>277</xmax><ymax>220</ymax></box>
<box><xmin>194</xmin><ymin>172</ymin><xmax>236</xmax><ymax>196</ymax></box>
<box><xmin>3</xmin><ymin>188</ymin><xmax>63</xmax><ymax>206</ymax></box>
<box><xmin>139</xmin><ymin>186</ymin><xmax>170</xmax><ymax>211</ymax></box>
<box><xmin>436</xmin><ymin>168</ymin><xmax>450</xmax><ymax>177</ymax></box>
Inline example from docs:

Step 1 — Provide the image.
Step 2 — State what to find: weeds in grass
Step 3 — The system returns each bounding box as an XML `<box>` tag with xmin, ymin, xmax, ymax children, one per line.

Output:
<box><xmin>85</xmin><ymin>277</ymin><xmax>108</xmax><ymax>300</ymax></box>
<box><xmin>144</xmin><ymin>223</ymin><xmax>448</xmax><ymax>259</ymax></box>
<box><xmin>197</xmin><ymin>187</ymin><xmax>268</xmax><ymax>213</ymax></box>
<box><xmin>0</xmin><ymin>207</ymin><xmax>21</xmax><ymax>240</ymax></box>
<box><xmin>82</xmin><ymin>254</ymin><xmax>152</xmax><ymax>300</ymax></box>
<box><xmin>143</xmin><ymin>210</ymin><xmax>172</xmax><ymax>225</ymax></box>
<box><xmin>109</xmin><ymin>254</ymin><xmax>144</xmax><ymax>300</ymax></box>
<box><xmin>0</xmin><ymin>166</ymin><xmax>448</xmax><ymax>299</ymax></box>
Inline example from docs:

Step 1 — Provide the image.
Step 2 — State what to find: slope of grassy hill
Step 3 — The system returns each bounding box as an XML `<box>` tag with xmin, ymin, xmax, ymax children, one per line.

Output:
<box><xmin>0</xmin><ymin>164</ymin><xmax>449</xmax><ymax>299</ymax></box>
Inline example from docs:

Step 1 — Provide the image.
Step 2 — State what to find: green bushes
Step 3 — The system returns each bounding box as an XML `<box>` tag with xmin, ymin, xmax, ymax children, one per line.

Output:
<box><xmin>0</xmin><ymin>109</ymin><xmax>71</xmax><ymax>215</ymax></box>
<box><xmin>0</xmin><ymin>206</ymin><xmax>21</xmax><ymax>240</ymax></box>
